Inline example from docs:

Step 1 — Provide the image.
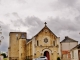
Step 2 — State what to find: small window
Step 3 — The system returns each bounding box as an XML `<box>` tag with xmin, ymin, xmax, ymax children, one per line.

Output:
<box><xmin>53</xmin><ymin>41</ymin><xmax>55</xmax><ymax>46</ymax></box>
<box><xmin>72</xmin><ymin>51</ymin><xmax>74</xmax><ymax>58</ymax></box>
<box><xmin>21</xmin><ymin>33</ymin><xmax>25</xmax><ymax>38</ymax></box>
<box><xmin>16</xmin><ymin>34</ymin><xmax>18</xmax><ymax>37</ymax></box>
<box><xmin>44</xmin><ymin>38</ymin><xmax>48</xmax><ymax>43</ymax></box>
<box><xmin>16</xmin><ymin>34</ymin><xmax>18</xmax><ymax>40</ymax></box>
<box><xmin>37</xmin><ymin>40</ymin><xmax>39</xmax><ymax>46</ymax></box>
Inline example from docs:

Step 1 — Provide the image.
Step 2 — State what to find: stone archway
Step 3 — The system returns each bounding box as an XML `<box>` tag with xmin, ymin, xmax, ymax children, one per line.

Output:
<box><xmin>44</xmin><ymin>51</ymin><xmax>50</xmax><ymax>60</ymax></box>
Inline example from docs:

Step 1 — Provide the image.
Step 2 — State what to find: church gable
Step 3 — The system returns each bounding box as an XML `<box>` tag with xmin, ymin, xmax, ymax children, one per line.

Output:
<box><xmin>34</xmin><ymin>22</ymin><xmax>57</xmax><ymax>46</ymax></box>
<box><xmin>34</xmin><ymin>22</ymin><xmax>57</xmax><ymax>39</ymax></box>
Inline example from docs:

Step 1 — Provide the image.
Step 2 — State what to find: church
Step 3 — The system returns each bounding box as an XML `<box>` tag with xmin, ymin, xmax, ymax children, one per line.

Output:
<box><xmin>8</xmin><ymin>22</ymin><xmax>61</xmax><ymax>60</ymax></box>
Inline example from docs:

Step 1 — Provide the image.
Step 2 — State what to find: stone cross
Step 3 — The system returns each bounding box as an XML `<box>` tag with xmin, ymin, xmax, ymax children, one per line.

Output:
<box><xmin>44</xmin><ymin>22</ymin><xmax>47</xmax><ymax>26</ymax></box>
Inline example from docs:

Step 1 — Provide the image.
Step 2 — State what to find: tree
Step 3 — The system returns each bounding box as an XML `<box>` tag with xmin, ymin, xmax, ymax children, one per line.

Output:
<box><xmin>1</xmin><ymin>53</ymin><xmax>7</xmax><ymax>58</ymax></box>
<box><xmin>0</xmin><ymin>26</ymin><xmax>4</xmax><ymax>45</ymax></box>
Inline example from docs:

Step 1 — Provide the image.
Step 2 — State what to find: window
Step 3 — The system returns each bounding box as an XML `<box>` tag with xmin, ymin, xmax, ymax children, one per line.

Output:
<box><xmin>37</xmin><ymin>40</ymin><xmax>39</xmax><ymax>46</ymax></box>
<box><xmin>72</xmin><ymin>51</ymin><xmax>74</xmax><ymax>58</ymax></box>
<box><xmin>16</xmin><ymin>34</ymin><xmax>18</xmax><ymax>40</ymax></box>
<box><xmin>16</xmin><ymin>34</ymin><xmax>18</xmax><ymax>37</ymax></box>
<box><xmin>21</xmin><ymin>33</ymin><xmax>25</xmax><ymax>38</ymax></box>
<box><xmin>53</xmin><ymin>41</ymin><xmax>55</xmax><ymax>46</ymax></box>
<box><xmin>44</xmin><ymin>38</ymin><xmax>48</xmax><ymax>43</ymax></box>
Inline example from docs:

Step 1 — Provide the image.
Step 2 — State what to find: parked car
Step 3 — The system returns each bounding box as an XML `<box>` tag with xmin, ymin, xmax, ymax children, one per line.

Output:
<box><xmin>34</xmin><ymin>56</ymin><xmax>47</xmax><ymax>60</ymax></box>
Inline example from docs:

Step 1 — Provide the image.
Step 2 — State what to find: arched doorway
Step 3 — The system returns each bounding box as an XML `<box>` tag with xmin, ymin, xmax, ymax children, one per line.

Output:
<box><xmin>44</xmin><ymin>51</ymin><xmax>50</xmax><ymax>60</ymax></box>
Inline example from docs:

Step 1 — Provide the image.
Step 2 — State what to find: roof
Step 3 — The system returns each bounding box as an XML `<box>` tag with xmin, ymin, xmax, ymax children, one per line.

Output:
<box><xmin>27</xmin><ymin>39</ymin><xmax>31</xmax><ymax>42</ymax></box>
<box><xmin>9</xmin><ymin>32</ymin><xmax>26</xmax><ymax>36</ymax></box>
<box><xmin>70</xmin><ymin>44</ymin><xmax>80</xmax><ymax>51</ymax></box>
<box><xmin>27</xmin><ymin>22</ymin><xmax>57</xmax><ymax>43</ymax></box>
<box><xmin>10</xmin><ymin>32</ymin><xmax>26</xmax><ymax>33</ymax></box>
<box><xmin>60</xmin><ymin>36</ymin><xmax>78</xmax><ymax>43</ymax></box>
<box><xmin>34</xmin><ymin>22</ymin><xmax>57</xmax><ymax>38</ymax></box>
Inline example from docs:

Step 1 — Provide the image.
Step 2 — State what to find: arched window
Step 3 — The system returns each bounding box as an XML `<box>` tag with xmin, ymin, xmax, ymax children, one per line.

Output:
<box><xmin>53</xmin><ymin>41</ymin><xmax>55</xmax><ymax>46</ymax></box>
<box><xmin>37</xmin><ymin>40</ymin><xmax>39</xmax><ymax>46</ymax></box>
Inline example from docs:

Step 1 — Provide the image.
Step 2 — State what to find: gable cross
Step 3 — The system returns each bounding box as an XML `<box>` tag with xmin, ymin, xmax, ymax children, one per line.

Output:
<box><xmin>44</xmin><ymin>22</ymin><xmax>47</xmax><ymax>26</ymax></box>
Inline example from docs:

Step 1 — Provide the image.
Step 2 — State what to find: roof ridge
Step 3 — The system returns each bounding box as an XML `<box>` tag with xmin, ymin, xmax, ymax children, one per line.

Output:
<box><xmin>34</xmin><ymin>23</ymin><xmax>57</xmax><ymax>38</ymax></box>
<box><xmin>61</xmin><ymin>36</ymin><xmax>78</xmax><ymax>43</ymax></box>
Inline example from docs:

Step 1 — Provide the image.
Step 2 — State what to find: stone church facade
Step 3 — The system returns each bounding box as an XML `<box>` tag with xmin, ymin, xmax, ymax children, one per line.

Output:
<box><xmin>8</xmin><ymin>22</ymin><xmax>61</xmax><ymax>60</ymax></box>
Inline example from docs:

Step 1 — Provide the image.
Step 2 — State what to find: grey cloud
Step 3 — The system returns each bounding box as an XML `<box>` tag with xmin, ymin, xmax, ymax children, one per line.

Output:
<box><xmin>12</xmin><ymin>12</ymin><xmax>20</xmax><ymax>18</ymax></box>
<box><xmin>50</xmin><ymin>0</ymin><xmax>79</xmax><ymax>11</ymax></box>
<box><xmin>46</xmin><ymin>17</ymin><xmax>80</xmax><ymax>42</ymax></box>
<box><xmin>17</xmin><ymin>0</ymin><xmax>27</xmax><ymax>4</ymax></box>
<box><xmin>10</xmin><ymin>16</ymin><xmax>43</xmax><ymax>38</ymax></box>
<box><xmin>25</xmin><ymin>16</ymin><xmax>43</xmax><ymax>26</ymax></box>
<box><xmin>47</xmin><ymin>18</ymin><xmax>80</xmax><ymax>33</ymax></box>
<box><xmin>11</xmin><ymin>16</ymin><xmax>80</xmax><ymax>40</ymax></box>
<box><xmin>1</xmin><ymin>15</ymin><xmax>80</xmax><ymax>52</ymax></box>
<box><xmin>4</xmin><ymin>13</ymin><xmax>10</xmax><ymax>17</ymax></box>
<box><xmin>58</xmin><ymin>0</ymin><xmax>77</xmax><ymax>7</ymax></box>
<box><xmin>10</xmin><ymin>19</ymin><xmax>24</xmax><ymax>27</ymax></box>
<box><xmin>0</xmin><ymin>22</ymin><xmax>21</xmax><ymax>52</ymax></box>
<box><xmin>0</xmin><ymin>22</ymin><xmax>10</xmax><ymax>52</ymax></box>
<box><xmin>75</xmin><ymin>15</ymin><xmax>80</xmax><ymax>23</ymax></box>
<box><xmin>24</xmin><ymin>16</ymin><xmax>43</xmax><ymax>38</ymax></box>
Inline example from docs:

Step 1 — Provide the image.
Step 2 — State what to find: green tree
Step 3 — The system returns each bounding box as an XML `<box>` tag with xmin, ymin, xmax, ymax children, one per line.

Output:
<box><xmin>1</xmin><ymin>53</ymin><xmax>7</xmax><ymax>58</ymax></box>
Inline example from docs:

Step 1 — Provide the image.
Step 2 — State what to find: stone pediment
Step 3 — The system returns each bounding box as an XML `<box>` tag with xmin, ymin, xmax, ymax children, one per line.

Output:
<box><xmin>34</xmin><ymin>22</ymin><xmax>57</xmax><ymax>39</ymax></box>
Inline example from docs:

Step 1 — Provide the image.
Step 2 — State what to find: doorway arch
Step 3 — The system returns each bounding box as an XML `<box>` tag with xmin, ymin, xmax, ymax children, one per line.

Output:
<box><xmin>44</xmin><ymin>51</ymin><xmax>50</xmax><ymax>60</ymax></box>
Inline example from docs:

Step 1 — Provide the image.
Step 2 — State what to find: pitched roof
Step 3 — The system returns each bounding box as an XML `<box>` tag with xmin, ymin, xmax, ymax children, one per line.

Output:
<box><xmin>27</xmin><ymin>22</ymin><xmax>57</xmax><ymax>43</ymax></box>
<box><xmin>70</xmin><ymin>44</ymin><xmax>80</xmax><ymax>51</ymax></box>
<box><xmin>27</xmin><ymin>39</ymin><xmax>31</xmax><ymax>42</ymax></box>
<box><xmin>60</xmin><ymin>36</ymin><xmax>78</xmax><ymax>43</ymax></box>
<box><xmin>34</xmin><ymin>23</ymin><xmax>57</xmax><ymax>38</ymax></box>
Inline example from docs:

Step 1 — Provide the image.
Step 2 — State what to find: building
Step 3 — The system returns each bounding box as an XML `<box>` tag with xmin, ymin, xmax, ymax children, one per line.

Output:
<box><xmin>70</xmin><ymin>44</ymin><xmax>80</xmax><ymax>60</ymax></box>
<box><xmin>8</xmin><ymin>22</ymin><xmax>61</xmax><ymax>60</ymax></box>
<box><xmin>60</xmin><ymin>36</ymin><xmax>78</xmax><ymax>60</ymax></box>
<box><xmin>0</xmin><ymin>54</ymin><xmax>3</xmax><ymax>60</ymax></box>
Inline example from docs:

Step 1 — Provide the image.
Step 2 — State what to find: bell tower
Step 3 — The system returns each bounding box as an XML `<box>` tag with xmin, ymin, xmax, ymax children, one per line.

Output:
<box><xmin>8</xmin><ymin>32</ymin><xmax>27</xmax><ymax>60</ymax></box>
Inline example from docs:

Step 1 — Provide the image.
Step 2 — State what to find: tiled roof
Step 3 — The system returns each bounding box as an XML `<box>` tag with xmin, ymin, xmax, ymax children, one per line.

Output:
<box><xmin>60</xmin><ymin>36</ymin><xmax>78</xmax><ymax>43</ymax></box>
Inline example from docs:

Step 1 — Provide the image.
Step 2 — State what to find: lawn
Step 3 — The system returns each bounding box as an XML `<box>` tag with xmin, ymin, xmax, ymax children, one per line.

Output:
<box><xmin>4</xmin><ymin>58</ymin><xmax>8</xmax><ymax>60</ymax></box>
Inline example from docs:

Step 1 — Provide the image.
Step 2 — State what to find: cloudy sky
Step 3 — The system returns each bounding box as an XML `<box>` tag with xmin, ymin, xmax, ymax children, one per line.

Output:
<box><xmin>0</xmin><ymin>0</ymin><xmax>80</xmax><ymax>52</ymax></box>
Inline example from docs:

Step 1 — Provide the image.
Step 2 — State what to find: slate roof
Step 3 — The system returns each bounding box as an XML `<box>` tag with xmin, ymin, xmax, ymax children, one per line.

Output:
<box><xmin>60</xmin><ymin>36</ymin><xmax>78</xmax><ymax>43</ymax></box>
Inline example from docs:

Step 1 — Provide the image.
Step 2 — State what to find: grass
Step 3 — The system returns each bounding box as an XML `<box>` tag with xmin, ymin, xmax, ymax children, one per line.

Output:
<box><xmin>4</xmin><ymin>58</ymin><xmax>8</xmax><ymax>60</ymax></box>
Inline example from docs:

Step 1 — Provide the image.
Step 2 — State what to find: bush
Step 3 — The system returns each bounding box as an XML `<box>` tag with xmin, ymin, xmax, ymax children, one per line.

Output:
<box><xmin>1</xmin><ymin>53</ymin><xmax>7</xmax><ymax>58</ymax></box>
<box><xmin>57</xmin><ymin>57</ymin><xmax>60</xmax><ymax>60</ymax></box>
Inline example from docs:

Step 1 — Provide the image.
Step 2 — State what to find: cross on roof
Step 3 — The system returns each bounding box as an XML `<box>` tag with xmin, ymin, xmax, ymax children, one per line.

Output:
<box><xmin>44</xmin><ymin>22</ymin><xmax>47</xmax><ymax>26</ymax></box>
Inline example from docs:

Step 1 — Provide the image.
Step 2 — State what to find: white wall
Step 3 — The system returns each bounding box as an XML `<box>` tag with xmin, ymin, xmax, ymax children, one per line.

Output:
<box><xmin>0</xmin><ymin>56</ymin><xmax>3</xmax><ymax>60</ymax></box>
<box><xmin>70</xmin><ymin>49</ymin><xmax>78</xmax><ymax>60</ymax></box>
<box><xmin>61</xmin><ymin>42</ymin><xmax>78</xmax><ymax>51</ymax></box>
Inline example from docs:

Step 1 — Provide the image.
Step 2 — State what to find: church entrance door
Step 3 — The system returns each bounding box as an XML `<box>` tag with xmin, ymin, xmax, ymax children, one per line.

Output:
<box><xmin>44</xmin><ymin>51</ymin><xmax>50</xmax><ymax>60</ymax></box>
